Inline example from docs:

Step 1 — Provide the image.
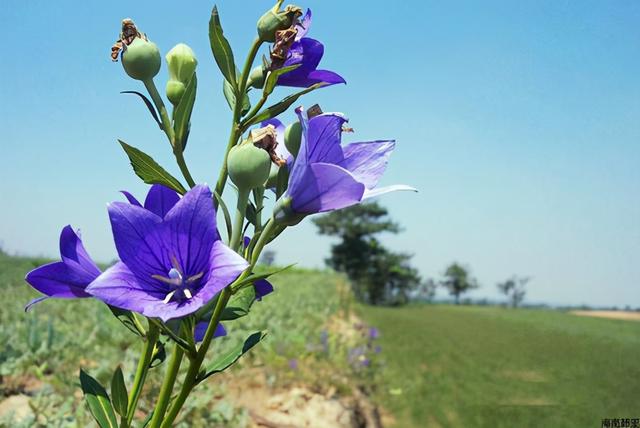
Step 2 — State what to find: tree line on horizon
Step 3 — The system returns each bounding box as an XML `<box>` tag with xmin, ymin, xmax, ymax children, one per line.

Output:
<box><xmin>312</xmin><ymin>202</ymin><xmax>530</xmax><ymax>307</ymax></box>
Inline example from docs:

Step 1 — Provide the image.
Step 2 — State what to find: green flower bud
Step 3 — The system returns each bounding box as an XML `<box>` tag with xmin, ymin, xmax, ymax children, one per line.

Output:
<box><xmin>122</xmin><ymin>37</ymin><xmax>161</xmax><ymax>81</ymax></box>
<box><xmin>284</xmin><ymin>121</ymin><xmax>302</xmax><ymax>157</ymax></box>
<box><xmin>165</xmin><ymin>44</ymin><xmax>197</xmax><ymax>106</ymax></box>
<box><xmin>248</xmin><ymin>65</ymin><xmax>267</xmax><ymax>89</ymax></box>
<box><xmin>227</xmin><ymin>142</ymin><xmax>272</xmax><ymax>191</ymax></box>
<box><xmin>165</xmin><ymin>80</ymin><xmax>186</xmax><ymax>105</ymax></box>
<box><xmin>257</xmin><ymin>3</ymin><xmax>303</xmax><ymax>42</ymax></box>
<box><xmin>166</xmin><ymin>43</ymin><xmax>198</xmax><ymax>84</ymax></box>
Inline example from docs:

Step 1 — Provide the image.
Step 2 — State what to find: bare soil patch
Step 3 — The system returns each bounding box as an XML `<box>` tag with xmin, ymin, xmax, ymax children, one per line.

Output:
<box><xmin>570</xmin><ymin>310</ymin><xmax>640</xmax><ymax>322</ymax></box>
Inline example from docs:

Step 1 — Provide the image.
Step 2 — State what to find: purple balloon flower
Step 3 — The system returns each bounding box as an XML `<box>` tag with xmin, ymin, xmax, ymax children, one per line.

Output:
<box><xmin>86</xmin><ymin>185</ymin><xmax>248</xmax><ymax>321</ymax></box>
<box><xmin>25</xmin><ymin>226</ymin><xmax>101</xmax><ymax>311</ymax></box>
<box><xmin>277</xmin><ymin>9</ymin><xmax>346</xmax><ymax>88</ymax></box>
<box><xmin>120</xmin><ymin>184</ymin><xmax>181</xmax><ymax>218</ymax></box>
<box><xmin>276</xmin><ymin>107</ymin><xmax>415</xmax><ymax>220</ymax></box>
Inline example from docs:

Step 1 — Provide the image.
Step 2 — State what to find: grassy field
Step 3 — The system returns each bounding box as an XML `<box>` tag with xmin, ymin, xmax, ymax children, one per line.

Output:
<box><xmin>0</xmin><ymin>251</ymin><xmax>365</xmax><ymax>427</ymax></box>
<box><xmin>359</xmin><ymin>304</ymin><xmax>640</xmax><ymax>428</ymax></box>
<box><xmin>2</xmin><ymin>250</ymin><xmax>639</xmax><ymax>427</ymax></box>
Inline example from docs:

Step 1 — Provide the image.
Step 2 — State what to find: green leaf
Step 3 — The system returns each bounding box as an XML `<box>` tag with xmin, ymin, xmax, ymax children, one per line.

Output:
<box><xmin>173</xmin><ymin>74</ymin><xmax>197</xmax><ymax>151</ymax></box>
<box><xmin>221</xmin><ymin>286</ymin><xmax>256</xmax><ymax>321</ymax></box>
<box><xmin>108</xmin><ymin>306</ymin><xmax>143</xmax><ymax>337</ymax></box>
<box><xmin>235</xmin><ymin>264</ymin><xmax>295</xmax><ymax>290</ymax></box>
<box><xmin>245</xmin><ymin>201</ymin><xmax>257</xmax><ymax>226</ymax></box>
<box><xmin>223</xmin><ymin>79</ymin><xmax>250</xmax><ymax>116</ymax></box>
<box><xmin>275</xmin><ymin>166</ymin><xmax>289</xmax><ymax>199</ymax></box>
<box><xmin>263</xmin><ymin>64</ymin><xmax>301</xmax><ymax>96</ymax></box>
<box><xmin>149</xmin><ymin>340</ymin><xmax>167</xmax><ymax>368</ymax></box>
<box><xmin>118</xmin><ymin>140</ymin><xmax>188</xmax><ymax>195</ymax></box>
<box><xmin>243</xmin><ymin>83</ymin><xmax>326</xmax><ymax>128</ymax></box>
<box><xmin>79</xmin><ymin>369</ymin><xmax>119</xmax><ymax>428</ymax></box>
<box><xmin>120</xmin><ymin>91</ymin><xmax>162</xmax><ymax>129</ymax></box>
<box><xmin>110</xmin><ymin>367</ymin><xmax>128</xmax><ymax>418</ymax></box>
<box><xmin>209</xmin><ymin>6</ymin><xmax>236</xmax><ymax>90</ymax></box>
<box><xmin>213</xmin><ymin>191</ymin><xmax>233</xmax><ymax>241</ymax></box>
<box><xmin>198</xmin><ymin>331</ymin><xmax>267</xmax><ymax>382</ymax></box>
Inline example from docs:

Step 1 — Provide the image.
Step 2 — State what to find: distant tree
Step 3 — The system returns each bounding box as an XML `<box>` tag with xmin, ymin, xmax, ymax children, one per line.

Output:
<box><xmin>313</xmin><ymin>202</ymin><xmax>420</xmax><ymax>305</ymax></box>
<box><xmin>440</xmin><ymin>263</ymin><xmax>479</xmax><ymax>304</ymax></box>
<box><xmin>415</xmin><ymin>278</ymin><xmax>437</xmax><ymax>302</ymax></box>
<box><xmin>260</xmin><ymin>249</ymin><xmax>276</xmax><ymax>266</ymax></box>
<box><xmin>497</xmin><ymin>276</ymin><xmax>529</xmax><ymax>308</ymax></box>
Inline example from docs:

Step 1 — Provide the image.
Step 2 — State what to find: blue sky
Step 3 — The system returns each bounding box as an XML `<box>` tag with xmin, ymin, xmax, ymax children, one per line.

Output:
<box><xmin>1</xmin><ymin>0</ymin><xmax>638</xmax><ymax>307</ymax></box>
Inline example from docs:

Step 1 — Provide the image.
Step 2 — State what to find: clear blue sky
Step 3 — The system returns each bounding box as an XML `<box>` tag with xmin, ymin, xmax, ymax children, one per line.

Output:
<box><xmin>1</xmin><ymin>0</ymin><xmax>638</xmax><ymax>307</ymax></box>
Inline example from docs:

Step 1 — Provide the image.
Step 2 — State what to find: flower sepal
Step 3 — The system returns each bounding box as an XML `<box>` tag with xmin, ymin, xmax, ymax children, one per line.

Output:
<box><xmin>273</xmin><ymin>196</ymin><xmax>306</xmax><ymax>226</ymax></box>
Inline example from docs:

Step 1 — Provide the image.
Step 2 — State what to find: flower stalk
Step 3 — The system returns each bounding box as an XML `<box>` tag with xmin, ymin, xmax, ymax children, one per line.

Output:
<box><xmin>126</xmin><ymin>323</ymin><xmax>159</xmax><ymax>426</ymax></box>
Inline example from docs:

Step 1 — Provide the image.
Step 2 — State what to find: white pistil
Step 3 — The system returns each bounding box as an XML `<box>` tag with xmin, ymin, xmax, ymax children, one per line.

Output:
<box><xmin>183</xmin><ymin>288</ymin><xmax>193</xmax><ymax>299</ymax></box>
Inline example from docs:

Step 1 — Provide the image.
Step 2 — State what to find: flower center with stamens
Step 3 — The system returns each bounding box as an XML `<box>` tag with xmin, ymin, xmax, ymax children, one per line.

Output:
<box><xmin>150</xmin><ymin>257</ymin><xmax>204</xmax><ymax>304</ymax></box>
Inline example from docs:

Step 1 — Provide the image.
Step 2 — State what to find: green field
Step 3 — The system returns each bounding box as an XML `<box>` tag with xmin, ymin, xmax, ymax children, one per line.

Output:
<box><xmin>1</xmin><ymin>251</ymin><xmax>639</xmax><ymax>427</ymax></box>
<box><xmin>360</xmin><ymin>304</ymin><xmax>640</xmax><ymax>427</ymax></box>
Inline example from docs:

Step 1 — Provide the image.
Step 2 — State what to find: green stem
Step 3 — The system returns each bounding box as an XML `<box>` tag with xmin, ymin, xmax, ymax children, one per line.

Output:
<box><xmin>143</xmin><ymin>79</ymin><xmax>175</xmax><ymax>145</ymax></box>
<box><xmin>148</xmin><ymin>344</ymin><xmax>185</xmax><ymax>428</ymax></box>
<box><xmin>214</xmin><ymin>38</ymin><xmax>263</xmax><ymax>200</ymax></box>
<box><xmin>126</xmin><ymin>323</ymin><xmax>159</xmax><ymax>426</ymax></box>
<box><xmin>240</xmin><ymin>94</ymin><xmax>268</xmax><ymax>129</ymax></box>
<box><xmin>230</xmin><ymin>187</ymin><xmax>250</xmax><ymax>252</ymax></box>
<box><xmin>159</xmin><ymin>288</ymin><xmax>232</xmax><ymax>428</ymax></box>
<box><xmin>159</xmin><ymin>219</ymin><xmax>277</xmax><ymax>427</ymax></box>
<box><xmin>174</xmin><ymin>149</ymin><xmax>196</xmax><ymax>188</ymax></box>
<box><xmin>249</xmin><ymin>217</ymin><xmax>276</xmax><ymax>267</ymax></box>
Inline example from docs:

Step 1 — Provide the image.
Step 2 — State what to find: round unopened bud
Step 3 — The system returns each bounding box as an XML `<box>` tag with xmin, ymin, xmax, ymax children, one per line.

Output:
<box><xmin>227</xmin><ymin>143</ymin><xmax>271</xmax><ymax>190</ymax></box>
<box><xmin>257</xmin><ymin>4</ymin><xmax>303</xmax><ymax>42</ymax></box>
<box><xmin>166</xmin><ymin>43</ymin><xmax>197</xmax><ymax>83</ymax></box>
<box><xmin>165</xmin><ymin>80</ymin><xmax>186</xmax><ymax>105</ymax></box>
<box><xmin>248</xmin><ymin>65</ymin><xmax>267</xmax><ymax>89</ymax></box>
<box><xmin>122</xmin><ymin>37</ymin><xmax>161</xmax><ymax>81</ymax></box>
<box><xmin>284</xmin><ymin>122</ymin><xmax>302</xmax><ymax>157</ymax></box>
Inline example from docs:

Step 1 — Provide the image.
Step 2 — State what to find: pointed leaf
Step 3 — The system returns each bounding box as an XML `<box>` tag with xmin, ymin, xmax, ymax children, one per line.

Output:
<box><xmin>243</xmin><ymin>83</ymin><xmax>325</xmax><ymax>128</ymax></box>
<box><xmin>198</xmin><ymin>331</ymin><xmax>267</xmax><ymax>382</ymax></box>
<box><xmin>235</xmin><ymin>264</ymin><xmax>295</xmax><ymax>290</ymax></box>
<box><xmin>110</xmin><ymin>367</ymin><xmax>128</xmax><ymax>417</ymax></box>
<box><xmin>79</xmin><ymin>369</ymin><xmax>119</xmax><ymax>428</ymax></box>
<box><xmin>275</xmin><ymin>166</ymin><xmax>289</xmax><ymax>199</ymax></box>
<box><xmin>209</xmin><ymin>6</ymin><xmax>236</xmax><ymax>89</ymax></box>
<box><xmin>263</xmin><ymin>64</ymin><xmax>301</xmax><ymax>96</ymax></box>
<box><xmin>149</xmin><ymin>340</ymin><xmax>167</xmax><ymax>368</ymax></box>
<box><xmin>173</xmin><ymin>74</ymin><xmax>197</xmax><ymax>151</ymax></box>
<box><xmin>221</xmin><ymin>285</ymin><xmax>256</xmax><ymax>321</ymax></box>
<box><xmin>118</xmin><ymin>140</ymin><xmax>187</xmax><ymax>195</ymax></box>
<box><xmin>223</xmin><ymin>79</ymin><xmax>250</xmax><ymax>115</ymax></box>
<box><xmin>245</xmin><ymin>201</ymin><xmax>257</xmax><ymax>226</ymax></box>
<box><xmin>108</xmin><ymin>306</ymin><xmax>143</xmax><ymax>337</ymax></box>
<box><xmin>120</xmin><ymin>91</ymin><xmax>162</xmax><ymax>129</ymax></box>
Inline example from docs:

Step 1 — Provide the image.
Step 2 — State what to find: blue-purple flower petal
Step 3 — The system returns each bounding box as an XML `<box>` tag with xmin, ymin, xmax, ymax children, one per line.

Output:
<box><xmin>144</xmin><ymin>184</ymin><xmax>180</xmax><ymax>218</ymax></box>
<box><xmin>340</xmin><ymin>140</ymin><xmax>396</xmax><ymax>189</ymax></box>
<box><xmin>194</xmin><ymin>321</ymin><xmax>226</xmax><ymax>343</ymax></box>
<box><xmin>25</xmin><ymin>226</ymin><xmax>99</xmax><ymax>308</ymax></box>
<box><xmin>254</xmin><ymin>279</ymin><xmax>274</xmax><ymax>300</ymax></box>
<box><xmin>120</xmin><ymin>190</ymin><xmax>142</xmax><ymax>207</ymax></box>
<box><xmin>88</xmin><ymin>185</ymin><xmax>247</xmax><ymax>321</ymax></box>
